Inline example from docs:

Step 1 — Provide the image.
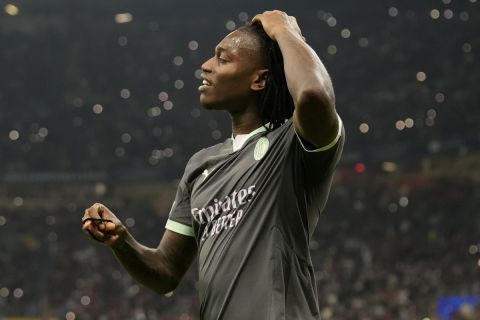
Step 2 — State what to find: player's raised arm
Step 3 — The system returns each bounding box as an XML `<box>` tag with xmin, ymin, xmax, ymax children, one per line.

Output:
<box><xmin>82</xmin><ymin>203</ymin><xmax>197</xmax><ymax>294</ymax></box>
<box><xmin>251</xmin><ymin>10</ymin><xmax>339</xmax><ymax>149</ymax></box>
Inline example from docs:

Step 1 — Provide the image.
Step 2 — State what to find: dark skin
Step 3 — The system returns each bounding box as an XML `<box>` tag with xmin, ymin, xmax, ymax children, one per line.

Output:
<box><xmin>198</xmin><ymin>29</ymin><xmax>268</xmax><ymax>135</ymax></box>
<box><xmin>82</xmin><ymin>10</ymin><xmax>338</xmax><ymax>295</ymax></box>
<box><xmin>82</xmin><ymin>204</ymin><xmax>196</xmax><ymax>294</ymax></box>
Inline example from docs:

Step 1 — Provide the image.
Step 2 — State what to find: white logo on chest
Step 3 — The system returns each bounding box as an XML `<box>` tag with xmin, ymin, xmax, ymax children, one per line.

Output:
<box><xmin>254</xmin><ymin>137</ymin><xmax>269</xmax><ymax>160</ymax></box>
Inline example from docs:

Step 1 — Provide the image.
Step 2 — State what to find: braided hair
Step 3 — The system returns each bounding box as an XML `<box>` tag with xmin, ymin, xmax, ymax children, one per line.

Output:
<box><xmin>237</xmin><ymin>24</ymin><xmax>295</xmax><ymax>130</ymax></box>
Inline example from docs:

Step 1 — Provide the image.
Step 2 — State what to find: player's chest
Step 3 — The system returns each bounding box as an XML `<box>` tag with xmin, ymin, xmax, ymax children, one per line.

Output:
<box><xmin>188</xmin><ymin>137</ymin><xmax>273</xmax><ymax>223</ymax></box>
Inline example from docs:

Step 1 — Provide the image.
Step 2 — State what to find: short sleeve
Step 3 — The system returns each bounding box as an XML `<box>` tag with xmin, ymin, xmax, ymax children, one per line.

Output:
<box><xmin>295</xmin><ymin>113</ymin><xmax>344</xmax><ymax>153</ymax></box>
<box><xmin>165</xmin><ymin>171</ymin><xmax>195</xmax><ymax>237</ymax></box>
<box><xmin>286</xmin><ymin>114</ymin><xmax>345</xmax><ymax>235</ymax></box>
<box><xmin>291</xmin><ymin>114</ymin><xmax>345</xmax><ymax>178</ymax></box>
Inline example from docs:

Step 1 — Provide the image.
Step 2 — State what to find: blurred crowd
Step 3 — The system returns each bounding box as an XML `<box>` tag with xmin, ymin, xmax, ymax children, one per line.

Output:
<box><xmin>314</xmin><ymin>171</ymin><xmax>480</xmax><ymax>319</ymax></box>
<box><xmin>1</xmin><ymin>170</ymin><xmax>479</xmax><ymax>319</ymax></box>
<box><xmin>1</xmin><ymin>0</ymin><xmax>479</xmax><ymax>319</ymax></box>
<box><xmin>1</xmin><ymin>0</ymin><xmax>478</xmax><ymax>176</ymax></box>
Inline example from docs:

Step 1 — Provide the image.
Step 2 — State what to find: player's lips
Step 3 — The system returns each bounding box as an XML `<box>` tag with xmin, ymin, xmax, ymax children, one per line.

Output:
<box><xmin>199</xmin><ymin>75</ymin><xmax>213</xmax><ymax>92</ymax></box>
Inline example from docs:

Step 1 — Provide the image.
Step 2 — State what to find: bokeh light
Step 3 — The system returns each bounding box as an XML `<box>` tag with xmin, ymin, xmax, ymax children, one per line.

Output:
<box><xmin>4</xmin><ymin>4</ymin><xmax>19</xmax><ymax>16</ymax></box>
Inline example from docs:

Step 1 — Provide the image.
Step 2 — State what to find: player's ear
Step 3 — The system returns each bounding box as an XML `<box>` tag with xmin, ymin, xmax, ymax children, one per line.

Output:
<box><xmin>251</xmin><ymin>69</ymin><xmax>269</xmax><ymax>91</ymax></box>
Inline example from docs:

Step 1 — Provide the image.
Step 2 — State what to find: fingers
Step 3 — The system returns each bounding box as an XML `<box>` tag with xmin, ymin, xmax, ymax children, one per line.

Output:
<box><xmin>252</xmin><ymin>10</ymin><xmax>289</xmax><ymax>21</ymax></box>
<box><xmin>82</xmin><ymin>203</ymin><xmax>115</xmax><ymax>244</ymax></box>
<box><xmin>82</xmin><ymin>203</ymin><xmax>102</xmax><ymax>223</ymax></box>
<box><xmin>86</xmin><ymin>229</ymin><xmax>105</xmax><ymax>243</ymax></box>
<box><xmin>250</xmin><ymin>11</ymin><xmax>303</xmax><ymax>41</ymax></box>
<box><xmin>98</xmin><ymin>205</ymin><xmax>104</xmax><ymax>215</ymax></box>
<box><xmin>82</xmin><ymin>219</ymin><xmax>107</xmax><ymax>242</ymax></box>
<box><xmin>103</xmin><ymin>221</ymin><xmax>117</xmax><ymax>232</ymax></box>
<box><xmin>250</xmin><ymin>14</ymin><xmax>262</xmax><ymax>26</ymax></box>
<box><xmin>83</xmin><ymin>221</ymin><xmax>118</xmax><ymax>244</ymax></box>
<box><xmin>81</xmin><ymin>203</ymin><xmax>124</xmax><ymax>247</ymax></box>
<box><xmin>85</xmin><ymin>226</ymin><xmax>118</xmax><ymax>244</ymax></box>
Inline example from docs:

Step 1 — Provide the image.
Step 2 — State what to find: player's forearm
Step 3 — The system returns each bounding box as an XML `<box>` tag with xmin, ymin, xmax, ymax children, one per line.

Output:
<box><xmin>111</xmin><ymin>229</ymin><xmax>179</xmax><ymax>294</ymax></box>
<box><xmin>275</xmin><ymin>29</ymin><xmax>335</xmax><ymax>109</ymax></box>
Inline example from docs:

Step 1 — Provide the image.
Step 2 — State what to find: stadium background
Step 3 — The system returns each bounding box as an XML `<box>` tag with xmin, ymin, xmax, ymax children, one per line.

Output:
<box><xmin>0</xmin><ymin>0</ymin><xmax>479</xmax><ymax>319</ymax></box>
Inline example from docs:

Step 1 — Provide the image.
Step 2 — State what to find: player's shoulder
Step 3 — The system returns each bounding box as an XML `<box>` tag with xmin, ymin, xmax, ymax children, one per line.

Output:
<box><xmin>186</xmin><ymin>139</ymin><xmax>231</xmax><ymax>168</ymax></box>
<box><xmin>264</xmin><ymin>118</ymin><xmax>294</xmax><ymax>141</ymax></box>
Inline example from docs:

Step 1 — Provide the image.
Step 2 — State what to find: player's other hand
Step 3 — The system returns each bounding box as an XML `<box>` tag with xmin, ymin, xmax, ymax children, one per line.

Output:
<box><xmin>82</xmin><ymin>203</ymin><xmax>126</xmax><ymax>247</ymax></box>
<box><xmin>251</xmin><ymin>10</ymin><xmax>304</xmax><ymax>42</ymax></box>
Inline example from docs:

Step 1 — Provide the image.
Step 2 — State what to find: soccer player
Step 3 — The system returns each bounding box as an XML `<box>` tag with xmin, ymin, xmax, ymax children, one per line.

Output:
<box><xmin>82</xmin><ymin>10</ymin><xmax>344</xmax><ymax>319</ymax></box>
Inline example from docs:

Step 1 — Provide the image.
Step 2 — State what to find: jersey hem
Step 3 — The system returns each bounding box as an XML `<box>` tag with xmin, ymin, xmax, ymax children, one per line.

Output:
<box><xmin>165</xmin><ymin>219</ymin><xmax>195</xmax><ymax>237</ymax></box>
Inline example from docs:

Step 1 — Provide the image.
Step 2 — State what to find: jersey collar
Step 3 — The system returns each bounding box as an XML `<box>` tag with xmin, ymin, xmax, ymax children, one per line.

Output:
<box><xmin>231</xmin><ymin>124</ymin><xmax>269</xmax><ymax>152</ymax></box>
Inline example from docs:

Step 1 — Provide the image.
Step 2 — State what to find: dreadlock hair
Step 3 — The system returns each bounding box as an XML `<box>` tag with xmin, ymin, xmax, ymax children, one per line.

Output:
<box><xmin>237</xmin><ymin>24</ymin><xmax>295</xmax><ymax>130</ymax></box>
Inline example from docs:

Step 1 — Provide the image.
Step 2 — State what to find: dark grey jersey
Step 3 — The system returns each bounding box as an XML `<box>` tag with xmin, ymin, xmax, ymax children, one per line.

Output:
<box><xmin>166</xmin><ymin>117</ymin><xmax>344</xmax><ymax>320</ymax></box>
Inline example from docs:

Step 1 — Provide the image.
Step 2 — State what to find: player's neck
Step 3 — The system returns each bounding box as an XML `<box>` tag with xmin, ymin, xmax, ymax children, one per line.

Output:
<box><xmin>229</xmin><ymin>106</ymin><xmax>262</xmax><ymax>137</ymax></box>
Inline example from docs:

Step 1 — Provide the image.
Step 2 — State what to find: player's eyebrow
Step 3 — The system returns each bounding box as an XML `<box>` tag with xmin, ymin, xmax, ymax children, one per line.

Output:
<box><xmin>215</xmin><ymin>46</ymin><xmax>227</xmax><ymax>54</ymax></box>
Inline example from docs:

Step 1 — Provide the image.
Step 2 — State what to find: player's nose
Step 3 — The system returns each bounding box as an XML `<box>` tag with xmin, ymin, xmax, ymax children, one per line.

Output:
<box><xmin>201</xmin><ymin>57</ymin><xmax>214</xmax><ymax>73</ymax></box>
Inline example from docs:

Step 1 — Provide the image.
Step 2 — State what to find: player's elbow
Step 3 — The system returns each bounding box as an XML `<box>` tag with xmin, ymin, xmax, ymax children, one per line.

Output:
<box><xmin>149</xmin><ymin>272</ymin><xmax>182</xmax><ymax>295</ymax></box>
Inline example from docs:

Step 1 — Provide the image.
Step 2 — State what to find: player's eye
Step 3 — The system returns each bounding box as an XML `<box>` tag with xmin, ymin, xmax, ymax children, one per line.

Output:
<box><xmin>217</xmin><ymin>55</ymin><xmax>228</xmax><ymax>63</ymax></box>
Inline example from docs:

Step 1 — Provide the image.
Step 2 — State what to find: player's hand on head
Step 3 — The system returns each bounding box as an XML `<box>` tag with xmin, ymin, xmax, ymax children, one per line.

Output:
<box><xmin>82</xmin><ymin>203</ymin><xmax>126</xmax><ymax>247</ymax></box>
<box><xmin>251</xmin><ymin>10</ymin><xmax>305</xmax><ymax>42</ymax></box>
